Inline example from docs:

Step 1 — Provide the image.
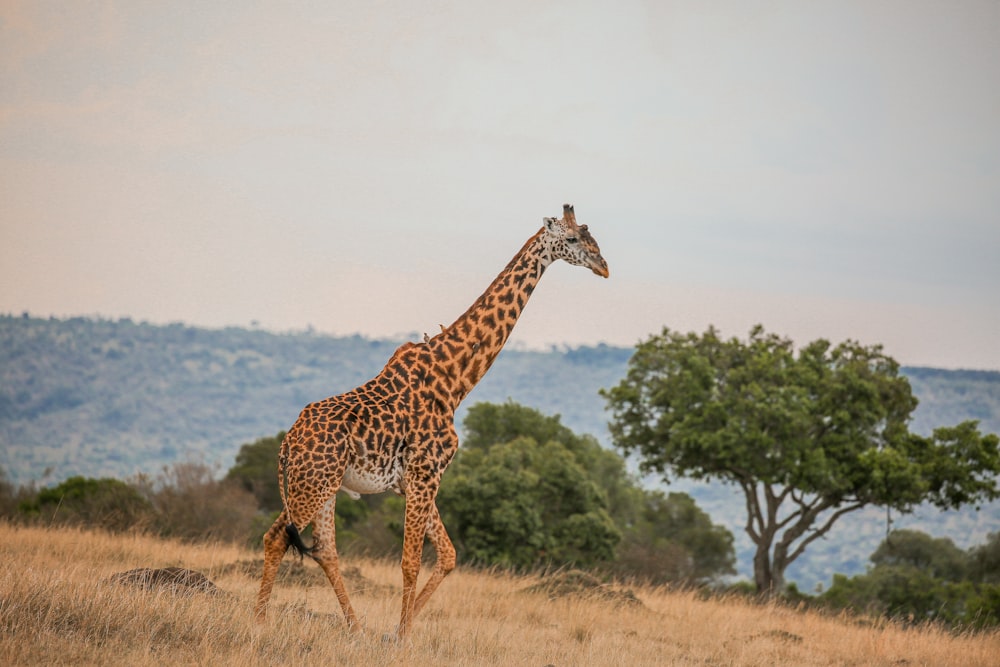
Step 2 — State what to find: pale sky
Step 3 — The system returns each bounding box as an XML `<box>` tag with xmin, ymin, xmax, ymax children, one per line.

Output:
<box><xmin>2</xmin><ymin>1</ymin><xmax>998</xmax><ymax>369</ymax></box>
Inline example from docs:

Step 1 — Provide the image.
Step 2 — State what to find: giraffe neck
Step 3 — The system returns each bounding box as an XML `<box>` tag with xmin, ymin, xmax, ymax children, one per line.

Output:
<box><xmin>425</xmin><ymin>228</ymin><xmax>552</xmax><ymax>409</ymax></box>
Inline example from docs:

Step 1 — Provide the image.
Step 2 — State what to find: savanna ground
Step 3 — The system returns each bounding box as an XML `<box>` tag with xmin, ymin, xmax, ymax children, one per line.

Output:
<box><xmin>1</xmin><ymin>523</ymin><xmax>996</xmax><ymax>666</ymax></box>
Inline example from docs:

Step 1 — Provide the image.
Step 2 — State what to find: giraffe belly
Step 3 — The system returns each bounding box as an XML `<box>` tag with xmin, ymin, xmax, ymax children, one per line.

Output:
<box><xmin>341</xmin><ymin>463</ymin><xmax>398</xmax><ymax>499</ymax></box>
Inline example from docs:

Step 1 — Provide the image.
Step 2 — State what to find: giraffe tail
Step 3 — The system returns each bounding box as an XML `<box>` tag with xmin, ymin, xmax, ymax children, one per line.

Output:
<box><xmin>285</xmin><ymin>522</ymin><xmax>317</xmax><ymax>561</ymax></box>
<box><xmin>277</xmin><ymin>432</ymin><xmax>317</xmax><ymax>561</ymax></box>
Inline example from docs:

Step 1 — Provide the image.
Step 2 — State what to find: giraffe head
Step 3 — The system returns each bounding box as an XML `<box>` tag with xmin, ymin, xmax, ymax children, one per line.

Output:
<box><xmin>542</xmin><ymin>204</ymin><xmax>609</xmax><ymax>278</ymax></box>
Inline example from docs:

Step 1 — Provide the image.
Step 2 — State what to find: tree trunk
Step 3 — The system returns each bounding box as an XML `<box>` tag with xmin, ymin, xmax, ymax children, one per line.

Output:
<box><xmin>770</xmin><ymin>542</ymin><xmax>788</xmax><ymax>593</ymax></box>
<box><xmin>752</xmin><ymin>540</ymin><xmax>774</xmax><ymax>595</ymax></box>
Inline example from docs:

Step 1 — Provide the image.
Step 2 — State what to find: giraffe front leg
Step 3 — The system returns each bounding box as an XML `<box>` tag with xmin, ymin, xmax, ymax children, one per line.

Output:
<box><xmin>397</xmin><ymin>490</ymin><xmax>434</xmax><ymax>638</ymax></box>
<box><xmin>411</xmin><ymin>502</ymin><xmax>456</xmax><ymax>619</ymax></box>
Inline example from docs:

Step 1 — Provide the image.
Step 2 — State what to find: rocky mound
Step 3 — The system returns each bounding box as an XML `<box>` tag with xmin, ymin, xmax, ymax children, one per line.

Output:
<box><xmin>108</xmin><ymin>567</ymin><xmax>229</xmax><ymax>597</ymax></box>
<box><xmin>522</xmin><ymin>570</ymin><xmax>644</xmax><ymax>608</ymax></box>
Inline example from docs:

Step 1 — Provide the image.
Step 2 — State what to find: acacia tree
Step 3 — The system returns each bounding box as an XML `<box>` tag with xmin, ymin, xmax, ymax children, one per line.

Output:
<box><xmin>602</xmin><ymin>325</ymin><xmax>1000</xmax><ymax>594</ymax></box>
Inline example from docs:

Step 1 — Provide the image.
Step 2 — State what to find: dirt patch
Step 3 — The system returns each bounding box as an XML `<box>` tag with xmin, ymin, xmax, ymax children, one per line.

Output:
<box><xmin>108</xmin><ymin>567</ymin><xmax>230</xmax><ymax>597</ymax></box>
<box><xmin>522</xmin><ymin>570</ymin><xmax>645</xmax><ymax>608</ymax></box>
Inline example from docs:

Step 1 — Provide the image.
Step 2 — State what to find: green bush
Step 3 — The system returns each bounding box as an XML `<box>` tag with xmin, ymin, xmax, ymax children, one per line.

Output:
<box><xmin>819</xmin><ymin>530</ymin><xmax>1000</xmax><ymax>630</ymax></box>
<box><xmin>18</xmin><ymin>475</ymin><xmax>153</xmax><ymax>532</ymax></box>
<box><xmin>439</xmin><ymin>436</ymin><xmax>620</xmax><ymax>569</ymax></box>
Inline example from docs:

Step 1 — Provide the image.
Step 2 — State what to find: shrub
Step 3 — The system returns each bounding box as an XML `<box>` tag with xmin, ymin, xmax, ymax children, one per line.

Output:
<box><xmin>18</xmin><ymin>475</ymin><xmax>153</xmax><ymax>532</ymax></box>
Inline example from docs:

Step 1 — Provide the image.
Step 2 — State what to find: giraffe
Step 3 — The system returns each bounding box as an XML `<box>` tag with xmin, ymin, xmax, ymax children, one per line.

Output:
<box><xmin>254</xmin><ymin>204</ymin><xmax>608</xmax><ymax>637</ymax></box>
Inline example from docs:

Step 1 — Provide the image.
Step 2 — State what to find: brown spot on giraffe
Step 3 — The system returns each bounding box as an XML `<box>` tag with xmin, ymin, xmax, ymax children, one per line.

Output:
<box><xmin>254</xmin><ymin>203</ymin><xmax>608</xmax><ymax>637</ymax></box>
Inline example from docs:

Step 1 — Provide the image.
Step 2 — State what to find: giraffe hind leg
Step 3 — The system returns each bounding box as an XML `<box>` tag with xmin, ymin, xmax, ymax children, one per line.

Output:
<box><xmin>255</xmin><ymin>511</ymin><xmax>291</xmax><ymax>621</ymax></box>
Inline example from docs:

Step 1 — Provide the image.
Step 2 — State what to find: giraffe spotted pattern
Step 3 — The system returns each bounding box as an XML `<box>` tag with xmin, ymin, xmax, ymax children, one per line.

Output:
<box><xmin>255</xmin><ymin>204</ymin><xmax>608</xmax><ymax>637</ymax></box>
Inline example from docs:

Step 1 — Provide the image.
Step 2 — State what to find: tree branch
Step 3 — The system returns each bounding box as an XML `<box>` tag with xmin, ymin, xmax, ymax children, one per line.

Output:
<box><xmin>764</xmin><ymin>483</ymin><xmax>780</xmax><ymax>529</ymax></box>
<box><xmin>771</xmin><ymin>485</ymin><xmax>805</xmax><ymax>532</ymax></box>
<box><xmin>785</xmin><ymin>500</ymin><xmax>867</xmax><ymax>564</ymax></box>
<box><xmin>774</xmin><ymin>505</ymin><xmax>803</xmax><ymax>532</ymax></box>
<box><xmin>741</xmin><ymin>480</ymin><xmax>763</xmax><ymax>542</ymax></box>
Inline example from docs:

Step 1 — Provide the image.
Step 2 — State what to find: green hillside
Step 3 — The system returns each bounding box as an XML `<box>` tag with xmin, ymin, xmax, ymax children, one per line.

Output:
<box><xmin>2</xmin><ymin>313</ymin><xmax>998</xmax><ymax>587</ymax></box>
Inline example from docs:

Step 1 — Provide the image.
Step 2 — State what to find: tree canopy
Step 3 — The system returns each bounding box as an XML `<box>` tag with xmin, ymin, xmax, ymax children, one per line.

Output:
<box><xmin>443</xmin><ymin>401</ymin><xmax>628</xmax><ymax>569</ymax></box>
<box><xmin>869</xmin><ymin>529</ymin><xmax>969</xmax><ymax>581</ymax></box>
<box><xmin>460</xmin><ymin>400</ymin><xmax>639</xmax><ymax>524</ymax></box>
<box><xmin>603</xmin><ymin>325</ymin><xmax>1000</xmax><ymax>594</ymax></box>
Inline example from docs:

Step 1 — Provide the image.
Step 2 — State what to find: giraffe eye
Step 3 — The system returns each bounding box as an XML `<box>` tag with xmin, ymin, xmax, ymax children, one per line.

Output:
<box><xmin>566</xmin><ymin>237</ymin><xmax>579</xmax><ymax>244</ymax></box>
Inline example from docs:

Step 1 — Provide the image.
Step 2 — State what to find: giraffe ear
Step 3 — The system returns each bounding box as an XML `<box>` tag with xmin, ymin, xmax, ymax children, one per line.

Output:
<box><xmin>543</xmin><ymin>217</ymin><xmax>558</xmax><ymax>231</ymax></box>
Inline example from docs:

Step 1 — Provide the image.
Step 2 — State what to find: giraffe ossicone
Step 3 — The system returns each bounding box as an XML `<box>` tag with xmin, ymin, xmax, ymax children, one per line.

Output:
<box><xmin>254</xmin><ymin>203</ymin><xmax>608</xmax><ymax>637</ymax></box>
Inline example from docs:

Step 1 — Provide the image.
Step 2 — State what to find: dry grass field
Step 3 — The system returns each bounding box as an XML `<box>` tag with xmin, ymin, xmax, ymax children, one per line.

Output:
<box><xmin>1</xmin><ymin>522</ymin><xmax>996</xmax><ymax>666</ymax></box>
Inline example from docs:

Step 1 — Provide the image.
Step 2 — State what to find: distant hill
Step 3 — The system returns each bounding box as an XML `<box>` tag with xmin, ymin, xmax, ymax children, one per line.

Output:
<box><xmin>0</xmin><ymin>314</ymin><xmax>630</xmax><ymax>485</ymax></box>
<box><xmin>2</xmin><ymin>314</ymin><xmax>998</xmax><ymax>586</ymax></box>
